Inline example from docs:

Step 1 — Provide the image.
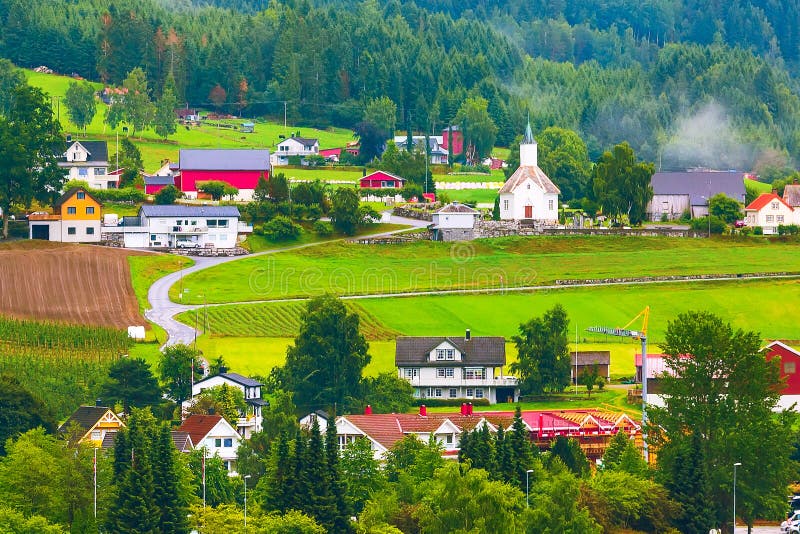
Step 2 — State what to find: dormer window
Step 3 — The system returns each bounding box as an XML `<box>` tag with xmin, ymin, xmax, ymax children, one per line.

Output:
<box><xmin>77</xmin><ymin>191</ymin><xmax>85</xmax><ymax>199</ymax></box>
<box><xmin>436</xmin><ymin>349</ymin><xmax>446</xmax><ymax>360</ymax></box>
<box><xmin>772</xmin><ymin>202</ymin><xmax>779</xmax><ymax>209</ymax></box>
<box><xmin>446</xmin><ymin>349</ymin><xmax>455</xmax><ymax>360</ymax></box>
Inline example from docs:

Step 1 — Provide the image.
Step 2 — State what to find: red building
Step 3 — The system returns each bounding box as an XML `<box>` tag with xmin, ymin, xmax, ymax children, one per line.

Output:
<box><xmin>175</xmin><ymin>149</ymin><xmax>270</xmax><ymax>201</ymax></box>
<box><xmin>359</xmin><ymin>170</ymin><xmax>406</xmax><ymax>189</ymax></box>
<box><xmin>144</xmin><ymin>175</ymin><xmax>177</xmax><ymax>195</ymax></box>
<box><xmin>441</xmin><ymin>125</ymin><xmax>463</xmax><ymax>156</ymax></box>
<box><xmin>763</xmin><ymin>341</ymin><xmax>800</xmax><ymax>409</ymax></box>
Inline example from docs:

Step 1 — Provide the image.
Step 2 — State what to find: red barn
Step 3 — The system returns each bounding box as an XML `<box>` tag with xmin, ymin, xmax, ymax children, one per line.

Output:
<box><xmin>175</xmin><ymin>149</ymin><xmax>270</xmax><ymax>201</ymax></box>
<box><xmin>359</xmin><ymin>170</ymin><xmax>406</xmax><ymax>189</ymax></box>
<box><xmin>441</xmin><ymin>125</ymin><xmax>463</xmax><ymax>156</ymax></box>
<box><xmin>763</xmin><ymin>341</ymin><xmax>800</xmax><ymax>410</ymax></box>
<box><xmin>144</xmin><ymin>175</ymin><xmax>177</xmax><ymax>195</ymax></box>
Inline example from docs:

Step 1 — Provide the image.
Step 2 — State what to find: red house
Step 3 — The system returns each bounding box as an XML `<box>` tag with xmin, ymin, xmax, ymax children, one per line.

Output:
<box><xmin>144</xmin><ymin>175</ymin><xmax>177</xmax><ymax>195</ymax></box>
<box><xmin>763</xmin><ymin>341</ymin><xmax>800</xmax><ymax>410</ymax></box>
<box><xmin>359</xmin><ymin>170</ymin><xmax>406</xmax><ymax>189</ymax></box>
<box><xmin>441</xmin><ymin>125</ymin><xmax>463</xmax><ymax>156</ymax></box>
<box><xmin>175</xmin><ymin>149</ymin><xmax>270</xmax><ymax>201</ymax></box>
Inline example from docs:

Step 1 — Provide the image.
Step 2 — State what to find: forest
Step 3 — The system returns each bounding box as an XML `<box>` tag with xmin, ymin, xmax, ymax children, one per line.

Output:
<box><xmin>1</xmin><ymin>0</ymin><xmax>800</xmax><ymax>171</ymax></box>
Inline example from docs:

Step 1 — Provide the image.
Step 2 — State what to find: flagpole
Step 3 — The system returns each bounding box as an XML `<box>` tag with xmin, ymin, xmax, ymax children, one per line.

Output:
<box><xmin>93</xmin><ymin>447</ymin><xmax>97</xmax><ymax>520</ymax></box>
<box><xmin>575</xmin><ymin>323</ymin><xmax>579</xmax><ymax>396</ymax></box>
<box><xmin>202</xmin><ymin>451</ymin><xmax>206</xmax><ymax>510</ymax></box>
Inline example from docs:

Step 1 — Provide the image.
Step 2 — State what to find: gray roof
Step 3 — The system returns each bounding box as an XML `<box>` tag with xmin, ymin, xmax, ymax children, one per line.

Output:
<box><xmin>784</xmin><ymin>184</ymin><xmax>800</xmax><ymax>207</ymax></box>
<box><xmin>58</xmin><ymin>405</ymin><xmax>112</xmax><ymax>434</ymax></box>
<box><xmin>144</xmin><ymin>175</ymin><xmax>174</xmax><ymax>186</ymax></box>
<box><xmin>650</xmin><ymin>172</ymin><xmax>746</xmax><ymax>206</ymax></box>
<box><xmin>570</xmin><ymin>351</ymin><xmax>611</xmax><ymax>366</ymax></box>
<box><xmin>178</xmin><ymin>149</ymin><xmax>270</xmax><ymax>171</ymax></box>
<box><xmin>289</xmin><ymin>137</ymin><xmax>318</xmax><ymax>147</ymax></box>
<box><xmin>499</xmin><ymin>165</ymin><xmax>560</xmax><ymax>195</ymax></box>
<box><xmin>139</xmin><ymin>205</ymin><xmax>240</xmax><ymax>218</ymax></box>
<box><xmin>217</xmin><ymin>372</ymin><xmax>262</xmax><ymax>387</ymax></box>
<box><xmin>436</xmin><ymin>202</ymin><xmax>479</xmax><ymax>214</ymax></box>
<box><xmin>395</xmin><ymin>336</ymin><xmax>506</xmax><ymax>366</ymax></box>
<box><xmin>65</xmin><ymin>140</ymin><xmax>108</xmax><ymax>162</ymax></box>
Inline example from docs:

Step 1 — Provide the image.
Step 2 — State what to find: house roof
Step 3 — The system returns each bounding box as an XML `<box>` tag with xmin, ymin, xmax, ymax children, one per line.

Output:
<box><xmin>499</xmin><ymin>165</ymin><xmax>560</xmax><ymax>195</ymax></box>
<box><xmin>279</xmin><ymin>137</ymin><xmax>318</xmax><ymax>148</ymax></box>
<box><xmin>783</xmin><ymin>184</ymin><xmax>800</xmax><ymax>207</ymax></box>
<box><xmin>100</xmin><ymin>430</ymin><xmax>195</xmax><ymax>452</ymax></box>
<box><xmin>178</xmin><ymin>149</ymin><xmax>270</xmax><ymax>171</ymax></box>
<box><xmin>570</xmin><ymin>351</ymin><xmax>611</xmax><ymax>366</ymax></box>
<box><xmin>650</xmin><ymin>171</ymin><xmax>746</xmax><ymax>206</ymax></box>
<box><xmin>54</xmin><ymin>187</ymin><xmax>102</xmax><ymax>208</ymax></box>
<box><xmin>139</xmin><ymin>205</ymin><xmax>240</xmax><ymax>218</ymax></box>
<box><xmin>395</xmin><ymin>336</ymin><xmax>506</xmax><ymax>366</ymax></box>
<box><xmin>195</xmin><ymin>372</ymin><xmax>262</xmax><ymax>388</ymax></box>
<box><xmin>58</xmin><ymin>406</ymin><xmax>113</xmax><ymax>434</ymax></box>
<box><xmin>64</xmin><ymin>140</ymin><xmax>108</xmax><ymax>162</ymax></box>
<box><xmin>144</xmin><ymin>175</ymin><xmax>175</xmax><ymax>186</ymax></box>
<box><xmin>361</xmin><ymin>170</ymin><xmax>406</xmax><ymax>183</ymax></box>
<box><xmin>177</xmin><ymin>414</ymin><xmax>226</xmax><ymax>445</ymax></box>
<box><xmin>436</xmin><ymin>202</ymin><xmax>479</xmax><ymax>214</ymax></box>
<box><xmin>745</xmin><ymin>192</ymin><xmax>793</xmax><ymax>211</ymax></box>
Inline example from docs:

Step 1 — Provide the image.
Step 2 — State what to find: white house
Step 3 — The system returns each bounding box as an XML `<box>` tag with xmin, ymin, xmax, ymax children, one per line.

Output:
<box><xmin>185</xmin><ymin>372</ymin><xmax>268</xmax><ymax>439</ymax></box>
<box><xmin>392</xmin><ymin>135</ymin><xmax>449</xmax><ymax>164</ymax></box>
<box><xmin>498</xmin><ymin>122</ymin><xmax>559</xmax><ymax>222</ymax></box>
<box><xmin>395</xmin><ymin>331</ymin><xmax>518</xmax><ymax>404</ymax></box>
<box><xmin>744</xmin><ymin>192</ymin><xmax>796</xmax><ymax>234</ymax></box>
<box><xmin>430</xmin><ymin>202</ymin><xmax>479</xmax><ymax>241</ymax></box>
<box><xmin>273</xmin><ymin>137</ymin><xmax>320</xmax><ymax>166</ymax></box>
<box><xmin>58</xmin><ymin>140</ymin><xmax>115</xmax><ymax>189</ymax></box>
<box><xmin>102</xmin><ymin>205</ymin><xmax>251</xmax><ymax>249</ymax></box>
<box><xmin>178</xmin><ymin>414</ymin><xmax>241</xmax><ymax>474</ymax></box>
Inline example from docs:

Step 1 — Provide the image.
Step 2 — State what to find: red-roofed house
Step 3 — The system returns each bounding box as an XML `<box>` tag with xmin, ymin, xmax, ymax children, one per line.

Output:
<box><xmin>360</xmin><ymin>170</ymin><xmax>406</xmax><ymax>189</ymax></box>
<box><xmin>763</xmin><ymin>341</ymin><xmax>800</xmax><ymax>410</ymax></box>
<box><xmin>744</xmin><ymin>192</ymin><xmax>795</xmax><ymax>234</ymax></box>
<box><xmin>177</xmin><ymin>414</ymin><xmax>241</xmax><ymax>474</ymax></box>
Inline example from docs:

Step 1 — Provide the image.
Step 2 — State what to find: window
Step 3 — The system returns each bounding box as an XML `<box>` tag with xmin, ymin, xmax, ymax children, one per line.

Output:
<box><xmin>191</xmin><ymin>220</ymin><xmax>197</xmax><ymax>226</ymax></box>
<box><xmin>445</xmin><ymin>433</ymin><xmax>453</xmax><ymax>444</ymax></box>
<box><xmin>503</xmin><ymin>200</ymin><xmax>509</xmax><ymax>210</ymax></box>
<box><xmin>449</xmin><ymin>388</ymin><xmax>457</xmax><ymax>398</ymax></box>
<box><xmin>215</xmin><ymin>438</ymin><xmax>222</xmax><ymax>447</ymax></box>
<box><xmin>223</xmin><ymin>438</ymin><xmax>233</xmax><ymax>447</ymax></box>
<box><xmin>223</xmin><ymin>461</ymin><xmax>230</xmax><ymax>471</ymax></box>
<box><xmin>446</xmin><ymin>349</ymin><xmax>455</xmax><ymax>360</ymax></box>
<box><xmin>475</xmin><ymin>388</ymin><xmax>484</xmax><ymax>398</ymax></box>
<box><xmin>772</xmin><ymin>202</ymin><xmax>779</xmax><ymax>209</ymax></box>
<box><xmin>778</xmin><ymin>215</ymin><xmax>785</xmax><ymax>223</ymax></box>
<box><xmin>67</xmin><ymin>207</ymin><xmax>77</xmax><ymax>214</ymax></box>
<box><xmin>548</xmin><ymin>199</ymin><xmax>554</xmax><ymax>210</ymax></box>
<box><xmin>220</xmin><ymin>234</ymin><xmax>227</xmax><ymax>241</ymax></box>
<box><xmin>95</xmin><ymin>168</ymin><xmax>106</xmax><ymax>175</ymax></box>
<box><xmin>445</xmin><ymin>368</ymin><xmax>454</xmax><ymax>378</ymax></box>
<box><xmin>526</xmin><ymin>183</ymin><xmax>530</xmax><ymax>189</ymax></box>
<box><xmin>436</xmin><ymin>349</ymin><xmax>446</xmax><ymax>360</ymax></box>
<box><xmin>86</xmin><ymin>206</ymin><xmax>95</xmax><ymax>215</ymax></box>
<box><xmin>437</xmin><ymin>368</ymin><xmax>446</xmax><ymax>378</ymax></box>
<box><xmin>67</xmin><ymin>227</ymin><xmax>76</xmax><ymax>235</ymax></box>
<box><xmin>78</xmin><ymin>168</ymin><xmax>88</xmax><ymax>176</ymax></box>
<box><xmin>766</xmin><ymin>215</ymin><xmax>774</xmax><ymax>223</ymax></box>
<box><xmin>404</xmin><ymin>368</ymin><xmax>418</xmax><ymax>378</ymax></box>
<box><xmin>434</xmin><ymin>388</ymin><xmax>443</xmax><ymax>397</ymax></box>
<box><xmin>86</xmin><ymin>227</ymin><xmax>95</xmax><ymax>235</ymax></box>
<box><xmin>466</xmin><ymin>388</ymin><xmax>474</xmax><ymax>397</ymax></box>
<box><xmin>77</xmin><ymin>191</ymin><xmax>85</xmax><ymax>199</ymax></box>
<box><xmin>150</xmin><ymin>234</ymin><xmax>157</xmax><ymax>241</ymax></box>
<box><xmin>91</xmin><ymin>431</ymin><xmax>101</xmax><ymax>441</ymax></box>
<box><xmin>785</xmin><ymin>362</ymin><xmax>796</xmax><ymax>374</ymax></box>
<box><xmin>464</xmin><ymin>368</ymin><xmax>486</xmax><ymax>380</ymax></box>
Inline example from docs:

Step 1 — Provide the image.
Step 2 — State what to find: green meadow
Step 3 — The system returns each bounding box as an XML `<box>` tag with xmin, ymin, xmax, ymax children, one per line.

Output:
<box><xmin>172</xmin><ymin>235</ymin><xmax>800</xmax><ymax>304</ymax></box>
<box><xmin>445</xmin><ymin>188</ymin><xmax>499</xmax><ymax>205</ymax></box>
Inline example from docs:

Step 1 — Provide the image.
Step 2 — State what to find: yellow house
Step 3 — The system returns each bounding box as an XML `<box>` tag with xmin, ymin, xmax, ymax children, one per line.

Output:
<box><xmin>58</xmin><ymin>404</ymin><xmax>125</xmax><ymax>446</ymax></box>
<box><xmin>29</xmin><ymin>187</ymin><xmax>102</xmax><ymax>243</ymax></box>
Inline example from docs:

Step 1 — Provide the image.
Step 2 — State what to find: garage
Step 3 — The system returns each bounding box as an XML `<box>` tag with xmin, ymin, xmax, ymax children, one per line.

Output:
<box><xmin>30</xmin><ymin>224</ymin><xmax>50</xmax><ymax>240</ymax></box>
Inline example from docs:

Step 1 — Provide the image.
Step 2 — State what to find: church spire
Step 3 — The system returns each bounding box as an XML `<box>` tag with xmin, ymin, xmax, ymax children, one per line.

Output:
<box><xmin>519</xmin><ymin>115</ymin><xmax>538</xmax><ymax>167</ymax></box>
<box><xmin>523</xmin><ymin>114</ymin><xmax>535</xmax><ymax>145</ymax></box>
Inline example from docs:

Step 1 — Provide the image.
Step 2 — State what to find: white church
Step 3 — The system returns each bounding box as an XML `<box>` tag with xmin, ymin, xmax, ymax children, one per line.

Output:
<box><xmin>498</xmin><ymin>122</ymin><xmax>560</xmax><ymax>223</ymax></box>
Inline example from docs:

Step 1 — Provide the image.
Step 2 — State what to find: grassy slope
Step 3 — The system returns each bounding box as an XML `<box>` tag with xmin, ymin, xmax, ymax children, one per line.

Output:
<box><xmin>173</xmin><ymin>235</ymin><xmax>800</xmax><ymax>304</ymax></box>
<box><xmin>128</xmin><ymin>254</ymin><xmax>194</xmax><ymax>312</ymax></box>
<box><xmin>243</xmin><ymin>222</ymin><xmax>409</xmax><ymax>253</ymax></box>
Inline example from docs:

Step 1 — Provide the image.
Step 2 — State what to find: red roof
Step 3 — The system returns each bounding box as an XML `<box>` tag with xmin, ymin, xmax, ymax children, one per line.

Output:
<box><xmin>177</xmin><ymin>414</ymin><xmax>223</xmax><ymax>445</ymax></box>
<box><xmin>745</xmin><ymin>193</ymin><xmax>793</xmax><ymax>211</ymax></box>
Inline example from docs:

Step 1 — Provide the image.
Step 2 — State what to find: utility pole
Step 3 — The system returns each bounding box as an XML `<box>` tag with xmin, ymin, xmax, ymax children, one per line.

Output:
<box><xmin>284</xmin><ymin>101</ymin><xmax>287</xmax><ymax>130</ymax></box>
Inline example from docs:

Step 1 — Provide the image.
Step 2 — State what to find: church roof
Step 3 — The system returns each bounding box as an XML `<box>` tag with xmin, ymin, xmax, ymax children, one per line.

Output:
<box><xmin>498</xmin><ymin>165</ymin><xmax>560</xmax><ymax>195</ymax></box>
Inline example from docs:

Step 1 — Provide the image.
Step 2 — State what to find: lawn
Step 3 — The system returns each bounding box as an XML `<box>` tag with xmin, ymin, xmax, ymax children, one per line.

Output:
<box><xmin>444</xmin><ymin>188</ymin><xmax>499</xmax><ymax>205</ymax></box>
<box><xmin>173</xmin><ymin>234</ymin><xmax>800</xmax><ymax>304</ymax></box>
<box><xmin>128</xmin><ymin>253</ymin><xmax>194</xmax><ymax>312</ymax></box>
<box><xmin>242</xmin><ymin>222</ymin><xmax>409</xmax><ymax>253</ymax></box>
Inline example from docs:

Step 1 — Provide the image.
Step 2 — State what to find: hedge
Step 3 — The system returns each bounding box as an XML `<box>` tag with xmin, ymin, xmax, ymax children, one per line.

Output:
<box><xmin>411</xmin><ymin>398</ymin><xmax>491</xmax><ymax>408</ymax></box>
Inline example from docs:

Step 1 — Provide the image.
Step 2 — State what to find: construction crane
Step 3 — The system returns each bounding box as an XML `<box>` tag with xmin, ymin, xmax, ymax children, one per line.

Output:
<box><xmin>587</xmin><ymin>306</ymin><xmax>650</xmax><ymax>461</ymax></box>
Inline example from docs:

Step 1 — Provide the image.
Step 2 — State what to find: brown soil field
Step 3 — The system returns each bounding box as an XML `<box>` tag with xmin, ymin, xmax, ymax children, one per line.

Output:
<box><xmin>0</xmin><ymin>241</ymin><xmax>146</xmax><ymax>328</ymax></box>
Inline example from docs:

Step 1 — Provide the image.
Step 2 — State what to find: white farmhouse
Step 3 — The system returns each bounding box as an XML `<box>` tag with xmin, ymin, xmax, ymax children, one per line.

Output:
<box><xmin>185</xmin><ymin>372</ymin><xmax>268</xmax><ymax>439</ymax></box>
<box><xmin>744</xmin><ymin>192</ymin><xmax>796</xmax><ymax>234</ymax></box>
<box><xmin>498</xmin><ymin>122</ymin><xmax>559</xmax><ymax>223</ymax></box>
<box><xmin>59</xmin><ymin>140</ymin><xmax>115</xmax><ymax>189</ymax></box>
<box><xmin>430</xmin><ymin>202</ymin><xmax>479</xmax><ymax>241</ymax></box>
<box><xmin>273</xmin><ymin>136</ymin><xmax>320</xmax><ymax>166</ymax></box>
<box><xmin>178</xmin><ymin>414</ymin><xmax>241</xmax><ymax>474</ymax></box>
<box><xmin>395</xmin><ymin>331</ymin><xmax>518</xmax><ymax>404</ymax></box>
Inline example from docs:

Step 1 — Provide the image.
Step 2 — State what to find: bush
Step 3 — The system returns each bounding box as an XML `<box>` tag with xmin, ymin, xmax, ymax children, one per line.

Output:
<box><xmin>753</xmin><ymin>226</ymin><xmax>764</xmax><ymax>235</ymax></box>
<box><xmin>660</xmin><ymin>213</ymin><xmax>668</xmax><ymax>223</ymax></box>
<box><xmin>154</xmin><ymin>185</ymin><xmax>182</xmax><ymax>205</ymax></box>
<box><xmin>262</xmin><ymin>215</ymin><xmax>301</xmax><ymax>241</ymax></box>
<box><xmin>92</xmin><ymin>187</ymin><xmax>146</xmax><ymax>203</ymax></box>
<box><xmin>411</xmin><ymin>398</ymin><xmax>491</xmax><ymax>407</ymax></box>
<box><xmin>678</xmin><ymin>209</ymin><xmax>691</xmax><ymax>223</ymax></box>
<box><xmin>313</xmin><ymin>220</ymin><xmax>333</xmax><ymax>236</ymax></box>
<box><xmin>689</xmin><ymin>215</ymin><xmax>726</xmax><ymax>235</ymax></box>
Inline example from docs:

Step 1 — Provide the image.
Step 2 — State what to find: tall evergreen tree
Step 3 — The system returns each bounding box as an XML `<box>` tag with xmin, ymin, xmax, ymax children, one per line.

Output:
<box><xmin>325</xmin><ymin>412</ymin><xmax>351</xmax><ymax>533</ymax></box>
<box><xmin>508</xmin><ymin>406</ymin><xmax>535</xmax><ymax>489</ymax></box>
<box><xmin>152</xmin><ymin>424</ymin><xmax>189</xmax><ymax>533</ymax></box>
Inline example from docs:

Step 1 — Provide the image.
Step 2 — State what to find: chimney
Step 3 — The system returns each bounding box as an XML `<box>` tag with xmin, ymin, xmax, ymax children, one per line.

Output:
<box><xmin>467</xmin><ymin>402</ymin><xmax>473</xmax><ymax>415</ymax></box>
<box><xmin>773</xmin><ymin>188</ymin><xmax>778</xmax><ymax>195</ymax></box>
<box><xmin>460</xmin><ymin>403</ymin><xmax>467</xmax><ymax>416</ymax></box>
<box><xmin>208</xmin><ymin>407</ymin><xmax>215</xmax><ymax>415</ymax></box>
<box><xmin>218</xmin><ymin>365</ymin><xmax>228</xmax><ymax>374</ymax></box>
<box><xmin>419</xmin><ymin>405</ymin><xmax>427</xmax><ymax>417</ymax></box>
<box><xmin>794</xmin><ymin>178</ymin><xmax>799</xmax><ymax>185</ymax></box>
<box><xmin>364</xmin><ymin>404</ymin><xmax>372</xmax><ymax>415</ymax></box>
<box><xmin>465</xmin><ymin>328</ymin><xmax>471</xmax><ymax>341</ymax></box>
<box><xmin>96</xmin><ymin>399</ymin><xmax>103</xmax><ymax>407</ymax></box>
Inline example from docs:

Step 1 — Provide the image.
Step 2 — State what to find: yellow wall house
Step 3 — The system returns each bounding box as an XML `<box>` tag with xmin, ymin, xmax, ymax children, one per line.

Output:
<box><xmin>29</xmin><ymin>187</ymin><xmax>102</xmax><ymax>243</ymax></box>
<box><xmin>58</xmin><ymin>404</ymin><xmax>125</xmax><ymax>446</ymax></box>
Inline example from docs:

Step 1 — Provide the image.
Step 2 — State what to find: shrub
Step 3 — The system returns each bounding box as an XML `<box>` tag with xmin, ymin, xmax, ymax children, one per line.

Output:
<box><xmin>753</xmin><ymin>226</ymin><xmax>764</xmax><ymax>235</ymax></box>
<box><xmin>154</xmin><ymin>185</ymin><xmax>182</xmax><ymax>205</ymax></box>
<box><xmin>660</xmin><ymin>213</ymin><xmax>668</xmax><ymax>223</ymax></box>
<box><xmin>678</xmin><ymin>209</ymin><xmax>691</xmax><ymax>223</ymax></box>
<box><xmin>313</xmin><ymin>220</ymin><xmax>333</xmax><ymax>237</ymax></box>
<box><xmin>92</xmin><ymin>187</ymin><xmax>146</xmax><ymax>203</ymax></box>
<box><xmin>411</xmin><ymin>398</ymin><xmax>490</xmax><ymax>407</ymax></box>
<box><xmin>262</xmin><ymin>215</ymin><xmax>301</xmax><ymax>241</ymax></box>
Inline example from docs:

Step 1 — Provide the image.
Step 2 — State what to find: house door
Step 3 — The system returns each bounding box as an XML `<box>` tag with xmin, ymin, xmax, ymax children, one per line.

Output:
<box><xmin>524</xmin><ymin>205</ymin><xmax>533</xmax><ymax>218</ymax></box>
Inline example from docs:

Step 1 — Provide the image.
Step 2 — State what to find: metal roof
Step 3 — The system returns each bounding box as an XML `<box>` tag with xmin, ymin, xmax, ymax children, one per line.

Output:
<box><xmin>395</xmin><ymin>336</ymin><xmax>506</xmax><ymax>366</ymax></box>
<box><xmin>178</xmin><ymin>149</ymin><xmax>270</xmax><ymax>171</ymax></box>
<box><xmin>139</xmin><ymin>205</ymin><xmax>240</xmax><ymax>217</ymax></box>
<box><xmin>650</xmin><ymin>171</ymin><xmax>746</xmax><ymax>205</ymax></box>
<box><xmin>144</xmin><ymin>175</ymin><xmax>174</xmax><ymax>186</ymax></box>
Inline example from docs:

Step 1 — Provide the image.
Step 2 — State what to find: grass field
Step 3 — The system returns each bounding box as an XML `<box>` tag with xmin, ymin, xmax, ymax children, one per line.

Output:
<box><xmin>445</xmin><ymin>188</ymin><xmax>499</xmax><ymax>205</ymax></box>
<box><xmin>128</xmin><ymin>254</ymin><xmax>194</xmax><ymax>312</ymax></box>
<box><xmin>243</xmin><ymin>222</ymin><xmax>409</xmax><ymax>253</ymax></box>
<box><xmin>173</xmin><ymin>235</ymin><xmax>800</xmax><ymax>304</ymax></box>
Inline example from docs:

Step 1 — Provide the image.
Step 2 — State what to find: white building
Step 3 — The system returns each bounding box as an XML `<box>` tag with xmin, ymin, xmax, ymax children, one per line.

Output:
<box><xmin>498</xmin><ymin>122</ymin><xmax>559</xmax><ymax>222</ymax></box>
<box><xmin>392</xmin><ymin>135</ymin><xmax>449</xmax><ymax>164</ymax></box>
<box><xmin>185</xmin><ymin>372</ymin><xmax>268</xmax><ymax>439</ymax></box>
<box><xmin>744</xmin><ymin>192</ymin><xmax>796</xmax><ymax>234</ymax></box>
<box><xmin>58</xmin><ymin>140</ymin><xmax>115</xmax><ymax>189</ymax></box>
<box><xmin>273</xmin><ymin>137</ymin><xmax>320</xmax><ymax>166</ymax></box>
<box><xmin>395</xmin><ymin>331</ymin><xmax>518</xmax><ymax>404</ymax></box>
<box><xmin>430</xmin><ymin>202</ymin><xmax>479</xmax><ymax>241</ymax></box>
<box><xmin>102</xmin><ymin>205</ymin><xmax>251</xmax><ymax>249</ymax></box>
<box><xmin>178</xmin><ymin>414</ymin><xmax>241</xmax><ymax>474</ymax></box>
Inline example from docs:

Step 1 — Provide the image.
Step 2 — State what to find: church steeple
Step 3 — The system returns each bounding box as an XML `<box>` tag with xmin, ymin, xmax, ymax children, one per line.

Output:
<box><xmin>519</xmin><ymin>116</ymin><xmax>538</xmax><ymax>167</ymax></box>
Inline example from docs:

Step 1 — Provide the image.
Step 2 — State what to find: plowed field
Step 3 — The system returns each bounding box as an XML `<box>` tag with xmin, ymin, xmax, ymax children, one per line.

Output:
<box><xmin>0</xmin><ymin>241</ymin><xmax>146</xmax><ymax>328</ymax></box>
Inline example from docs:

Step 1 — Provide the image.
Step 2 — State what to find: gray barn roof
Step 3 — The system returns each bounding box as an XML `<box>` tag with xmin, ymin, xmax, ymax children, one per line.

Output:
<box><xmin>178</xmin><ymin>149</ymin><xmax>270</xmax><ymax>171</ymax></box>
<box><xmin>144</xmin><ymin>175</ymin><xmax>174</xmax><ymax>186</ymax></box>
<box><xmin>139</xmin><ymin>205</ymin><xmax>240</xmax><ymax>218</ymax></box>
<box><xmin>650</xmin><ymin>171</ymin><xmax>746</xmax><ymax>206</ymax></box>
<box><xmin>395</xmin><ymin>336</ymin><xmax>506</xmax><ymax>366</ymax></box>
<box><xmin>570</xmin><ymin>351</ymin><xmax>611</xmax><ymax>366</ymax></box>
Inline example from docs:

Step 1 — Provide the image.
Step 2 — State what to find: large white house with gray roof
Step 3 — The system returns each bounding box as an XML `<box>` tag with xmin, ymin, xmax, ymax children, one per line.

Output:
<box><xmin>396</xmin><ymin>331</ymin><xmax>518</xmax><ymax>404</ymax></box>
<box><xmin>102</xmin><ymin>204</ymin><xmax>250</xmax><ymax>249</ymax></box>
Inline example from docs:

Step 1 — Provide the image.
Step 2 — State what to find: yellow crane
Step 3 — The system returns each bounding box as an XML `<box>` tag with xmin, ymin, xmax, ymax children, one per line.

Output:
<box><xmin>587</xmin><ymin>306</ymin><xmax>650</xmax><ymax>461</ymax></box>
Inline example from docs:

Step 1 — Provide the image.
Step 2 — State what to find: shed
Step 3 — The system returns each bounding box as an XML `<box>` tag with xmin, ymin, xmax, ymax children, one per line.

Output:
<box><xmin>570</xmin><ymin>351</ymin><xmax>611</xmax><ymax>383</ymax></box>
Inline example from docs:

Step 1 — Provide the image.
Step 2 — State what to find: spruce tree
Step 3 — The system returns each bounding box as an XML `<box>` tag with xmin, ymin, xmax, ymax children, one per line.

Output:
<box><xmin>152</xmin><ymin>424</ymin><xmax>189</xmax><ymax>533</ymax></box>
<box><xmin>508</xmin><ymin>407</ymin><xmax>534</xmax><ymax>488</ymax></box>
<box><xmin>663</xmin><ymin>431</ymin><xmax>715</xmax><ymax>534</ymax></box>
<box><xmin>494</xmin><ymin>425</ymin><xmax>513</xmax><ymax>482</ymax></box>
<box><xmin>325</xmin><ymin>413</ymin><xmax>352</xmax><ymax>533</ymax></box>
<box><xmin>260</xmin><ymin>432</ymin><xmax>291</xmax><ymax>513</ymax></box>
<box><xmin>306</xmin><ymin>417</ymin><xmax>336</xmax><ymax>529</ymax></box>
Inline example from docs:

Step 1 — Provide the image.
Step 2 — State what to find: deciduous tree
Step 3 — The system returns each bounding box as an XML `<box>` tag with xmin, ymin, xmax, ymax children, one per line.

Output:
<box><xmin>591</xmin><ymin>142</ymin><xmax>654</xmax><ymax>225</ymax></box>
<box><xmin>455</xmin><ymin>96</ymin><xmax>498</xmax><ymax>163</ymax></box>
<box><xmin>510</xmin><ymin>304</ymin><xmax>571</xmax><ymax>395</ymax></box>
<box><xmin>0</xmin><ymin>374</ymin><xmax>56</xmax><ymax>455</ymax></box>
<box><xmin>159</xmin><ymin>344</ymin><xmax>203</xmax><ymax>404</ymax></box>
<box><xmin>64</xmin><ymin>81</ymin><xmax>97</xmax><ymax>135</ymax></box>
<box><xmin>100</xmin><ymin>357</ymin><xmax>162</xmax><ymax>413</ymax></box>
<box><xmin>155</xmin><ymin>184</ymin><xmax>182</xmax><ymax>205</ymax></box>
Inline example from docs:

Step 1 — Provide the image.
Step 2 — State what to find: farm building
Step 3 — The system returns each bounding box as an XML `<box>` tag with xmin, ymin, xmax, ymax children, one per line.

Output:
<box><xmin>498</xmin><ymin>121</ymin><xmax>560</xmax><ymax>223</ymax></box>
<box><xmin>570</xmin><ymin>351</ymin><xmax>611</xmax><ymax>383</ymax></box>
<box><xmin>359</xmin><ymin>170</ymin><xmax>406</xmax><ymax>189</ymax></box>
<box><xmin>430</xmin><ymin>202</ymin><xmax>479</xmax><ymax>241</ymax></box>
<box><xmin>29</xmin><ymin>187</ymin><xmax>102</xmax><ymax>243</ymax></box>
<box><xmin>58</xmin><ymin>140</ymin><xmax>114</xmax><ymax>189</ymax></box>
<box><xmin>441</xmin><ymin>125</ymin><xmax>463</xmax><ymax>156</ymax></box>
<box><xmin>101</xmin><ymin>204</ymin><xmax>251</xmax><ymax>249</ymax></box>
<box><xmin>646</xmin><ymin>171</ymin><xmax>747</xmax><ymax>221</ymax></box>
<box><xmin>173</xmin><ymin>149</ymin><xmax>270</xmax><ymax>201</ymax></box>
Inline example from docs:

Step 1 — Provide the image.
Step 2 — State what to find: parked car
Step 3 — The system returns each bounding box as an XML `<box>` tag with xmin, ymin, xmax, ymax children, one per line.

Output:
<box><xmin>781</xmin><ymin>510</ymin><xmax>800</xmax><ymax>534</ymax></box>
<box><xmin>175</xmin><ymin>239</ymin><xmax>201</xmax><ymax>249</ymax></box>
<box><xmin>734</xmin><ymin>220</ymin><xmax>747</xmax><ymax>228</ymax></box>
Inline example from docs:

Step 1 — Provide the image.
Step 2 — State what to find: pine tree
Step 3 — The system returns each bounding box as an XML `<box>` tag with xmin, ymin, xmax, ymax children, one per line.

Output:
<box><xmin>152</xmin><ymin>424</ymin><xmax>189</xmax><ymax>533</ymax></box>
<box><xmin>663</xmin><ymin>431</ymin><xmax>715</xmax><ymax>534</ymax></box>
<box><xmin>306</xmin><ymin>417</ymin><xmax>336</xmax><ymax>529</ymax></box>
<box><xmin>325</xmin><ymin>413</ymin><xmax>352</xmax><ymax>533</ymax></box>
<box><xmin>493</xmin><ymin>425</ymin><xmax>513</xmax><ymax>482</ymax></box>
<box><xmin>508</xmin><ymin>407</ymin><xmax>534</xmax><ymax>489</ymax></box>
